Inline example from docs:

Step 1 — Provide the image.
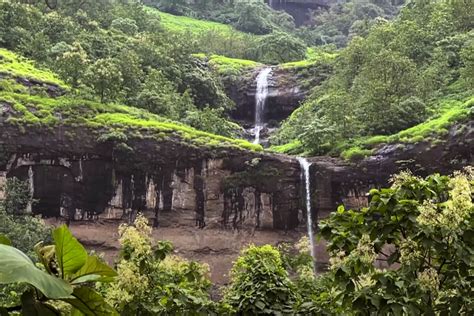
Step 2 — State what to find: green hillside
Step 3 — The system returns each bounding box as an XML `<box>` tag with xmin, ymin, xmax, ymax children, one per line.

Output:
<box><xmin>0</xmin><ymin>49</ymin><xmax>262</xmax><ymax>152</ymax></box>
<box><xmin>148</xmin><ymin>8</ymin><xmax>248</xmax><ymax>36</ymax></box>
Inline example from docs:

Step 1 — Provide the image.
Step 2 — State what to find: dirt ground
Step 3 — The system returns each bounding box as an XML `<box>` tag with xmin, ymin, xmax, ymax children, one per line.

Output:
<box><xmin>45</xmin><ymin>218</ymin><xmax>330</xmax><ymax>291</ymax></box>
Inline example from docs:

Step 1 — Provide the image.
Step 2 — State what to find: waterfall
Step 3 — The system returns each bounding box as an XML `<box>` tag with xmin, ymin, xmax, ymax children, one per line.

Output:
<box><xmin>253</xmin><ymin>67</ymin><xmax>272</xmax><ymax>144</ymax></box>
<box><xmin>26</xmin><ymin>166</ymin><xmax>34</xmax><ymax>214</ymax></box>
<box><xmin>297</xmin><ymin>157</ymin><xmax>316</xmax><ymax>273</ymax></box>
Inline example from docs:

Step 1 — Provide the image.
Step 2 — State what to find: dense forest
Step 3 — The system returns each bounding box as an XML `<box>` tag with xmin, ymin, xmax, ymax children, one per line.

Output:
<box><xmin>0</xmin><ymin>0</ymin><xmax>472</xmax><ymax>315</ymax></box>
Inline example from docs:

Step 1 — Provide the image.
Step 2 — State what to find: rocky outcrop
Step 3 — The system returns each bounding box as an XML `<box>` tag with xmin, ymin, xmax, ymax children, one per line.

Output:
<box><xmin>228</xmin><ymin>64</ymin><xmax>330</xmax><ymax>129</ymax></box>
<box><xmin>306</xmin><ymin>120</ymin><xmax>474</xmax><ymax>220</ymax></box>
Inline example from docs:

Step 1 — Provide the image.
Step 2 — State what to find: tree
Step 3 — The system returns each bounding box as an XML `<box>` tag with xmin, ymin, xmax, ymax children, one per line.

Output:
<box><xmin>255</xmin><ymin>32</ymin><xmax>306</xmax><ymax>64</ymax></box>
<box><xmin>183</xmin><ymin>107</ymin><xmax>240</xmax><ymax>137</ymax></box>
<box><xmin>85</xmin><ymin>58</ymin><xmax>123</xmax><ymax>103</ymax></box>
<box><xmin>54</xmin><ymin>42</ymin><xmax>89</xmax><ymax>87</ymax></box>
<box><xmin>223</xmin><ymin>244</ymin><xmax>299</xmax><ymax>314</ymax></box>
<box><xmin>111</xmin><ymin>17</ymin><xmax>139</xmax><ymax>36</ymax></box>
<box><xmin>460</xmin><ymin>40</ymin><xmax>474</xmax><ymax>88</ymax></box>
<box><xmin>319</xmin><ymin>169</ymin><xmax>474</xmax><ymax>314</ymax></box>
<box><xmin>136</xmin><ymin>69</ymin><xmax>195</xmax><ymax>119</ymax></box>
<box><xmin>352</xmin><ymin>49</ymin><xmax>421</xmax><ymax>134</ymax></box>
<box><xmin>233</xmin><ymin>1</ymin><xmax>272</xmax><ymax>35</ymax></box>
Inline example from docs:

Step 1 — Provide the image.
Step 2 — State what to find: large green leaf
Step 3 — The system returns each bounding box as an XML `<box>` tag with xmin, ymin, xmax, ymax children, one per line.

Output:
<box><xmin>0</xmin><ymin>244</ymin><xmax>73</xmax><ymax>299</ymax></box>
<box><xmin>53</xmin><ymin>225</ymin><xmax>88</xmax><ymax>278</ymax></box>
<box><xmin>65</xmin><ymin>286</ymin><xmax>118</xmax><ymax>316</ymax></box>
<box><xmin>71</xmin><ymin>256</ymin><xmax>117</xmax><ymax>284</ymax></box>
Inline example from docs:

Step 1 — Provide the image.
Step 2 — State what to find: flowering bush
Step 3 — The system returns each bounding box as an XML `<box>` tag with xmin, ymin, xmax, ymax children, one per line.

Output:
<box><xmin>319</xmin><ymin>169</ymin><xmax>474</xmax><ymax>314</ymax></box>
<box><xmin>223</xmin><ymin>244</ymin><xmax>299</xmax><ymax>314</ymax></box>
<box><xmin>103</xmin><ymin>214</ymin><xmax>216</xmax><ymax>315</ymax></box>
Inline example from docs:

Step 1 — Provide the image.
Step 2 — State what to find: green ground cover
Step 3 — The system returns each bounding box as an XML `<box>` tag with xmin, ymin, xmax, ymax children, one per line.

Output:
<box><xmin>0</xmin><ymin>49</ymin><xmax>67</xmax><ymax>89</ymax></box>
<box><xmin>147</xmin><ymin>8</ymin><xmax>244</xmax><ymax>36</ymax></box>
<box><xmin>1</xmin><ymin>90</ymin><xmax>262</xmax><ymax>152</ymax></box>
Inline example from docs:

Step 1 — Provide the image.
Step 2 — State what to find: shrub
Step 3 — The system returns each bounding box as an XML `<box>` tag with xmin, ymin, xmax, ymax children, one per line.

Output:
<box><xmin>103</xmin><ymin>214</ymin><xmax>216</xmax><ymax>315</ymax></box>
<box><xmin>319</xmin><ymin>170</ymin><xmax>474</xmax><ymax>314</ymax></box>
<box><xmin>223</xmin><ymin>244</ymin><xmax>299</xmax><ymax>314</ymax></box>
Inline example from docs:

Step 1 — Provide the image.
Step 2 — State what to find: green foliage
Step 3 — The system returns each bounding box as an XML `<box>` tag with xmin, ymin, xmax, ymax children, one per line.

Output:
<box><xmin>255</xmin><ymin>32</ymin><xmax>307</xmax><ymax>64</ymax></box>
<box><xmin>53</xmin><ymin>42</ymin><xmax>89</xmax><ymax>88</ymax></box>
<box><xmin>85</xmin><ymin>58</ymin><xmax>123</xmax><ymax>103</ymax></box>
<box><xmin>275</xmin><ymin>1</ymin><xmax>474</xmax><ymax>157</ymax></box>
<box><xmin>183</xmin><ymin>107</ymin><xmax>241</xmax><ymax>138</ymax></box>
<box><xmin>341</xmin><ymin>147</ymin><xmax>373</xmax><ymax>162</ymax></box>
<box><xmin>298</xmin><ymin>0</ymin><xmax>403</xmax><ymax>47</ymax></box>
<box><xmin>103</xmin><ymin>215</ymin><xmax>216</xmax><ymax>315</ymax></box>
<box><xmin>0</xmin><ymin>225</ymin><xmax>117</xmax><ymax>314</ymax></box>
<box><xmin>0</xmin><ymin>89</ymin><xmax>263</xmax><ymax>152</ymax></box>
<box><xmin>207</xmin><ymin>54</ymin><xmax>260</xmax><ymax>77</ymax></box>
<box><xmin>0</xmin><ymin>48</ymin><xmax>67</xmax><ymax>88</ymax></box>
<box><xmin>342</xmin><ymin>97</ymin><xmax>473</xmax><ymax>156</ymax></box>
<box><xmin>319</xmin><ymin>170</ymin><xmax>474</xmax><ymax>314</ymax></box>
<box><xmin>135</xmin><ymin>68</ymin><xmax>195</xmax><ymax>119</ymax></box>
<box><xmin>0</xmin><ymin>180</ymin><xmax>51</xmax><ymax>307</ymax></box>
<box><xmin>223</xmin><ymin>244</ymin><xmax>299</xmax><ymax>315</ymax></box>
<box><xmin>0</xmin><ymin>2</ymin><xmax>240</xmax><ymax>138</ymax></box>
<box><xmin>2</xmin><ymin>177</ymin><xmax>30</xmax><ymax>215</ymax></box>
<box><xmin>461</xmin><ymin>38</ymin><xmax>474</xmax><ymax>88</ymax></box>
<box><xmin>152</xmin><ymin>0</ymin><xmax>295</xmax><ymax>36</ymax></box>
<box><xmin>0</xmin><ymin>243</ymin><xmax>72</xmax><ymax>300</ymax></box>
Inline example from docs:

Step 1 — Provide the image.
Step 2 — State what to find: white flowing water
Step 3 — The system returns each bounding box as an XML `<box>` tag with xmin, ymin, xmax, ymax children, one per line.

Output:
<box><xmin>26</xmin><ymin>166</ymin><xmax>34</xmax><ymax>214</ymax></box>
<box><xmin>253</xmin><ymin>67</ymin><xmax>272</xmax><ymax>144</ymax></box>
<box><xmin>297</xmin><ymin>157</ymin><xmax>316</xmax><ymax>273</ymax></box>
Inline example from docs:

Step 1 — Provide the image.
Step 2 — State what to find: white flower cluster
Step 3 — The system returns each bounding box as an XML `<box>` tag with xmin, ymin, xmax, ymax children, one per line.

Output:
<box><xmin>353</xmin><ymin>234</ymin><xmax>377</xmax><ymax>265</ymax></box>
<box><xmin>399</xmin><ymin>238</ymin><xmax>422</xmax><ymax>266</ymax></box>
<box><xmin>329</xmin><ymin>234</ymin><xmax>376</xmax><ymax>270</ymax></box>
<box><xmin>355</xmin><ymin>273</ymin><xmax>376</xmax><ymax>291</ymax></box>
<box><xmin>418</xmin><ymin>267</ymin><xmax>439</xmax><ymax>293</ymax></box>
<box><xmin>118</xmin><ymin>214</ymin><xmax>153</xmax><ymax>258</ymax></box>
<box><xmin>417</xmin><ymin>172</ymin><xmax>473</xmax><ymax>232</ymax></box>
<box><xmin>295</xmin><ymin>236</ymin><xmax>311</xmax><ymax>255</ymax></box>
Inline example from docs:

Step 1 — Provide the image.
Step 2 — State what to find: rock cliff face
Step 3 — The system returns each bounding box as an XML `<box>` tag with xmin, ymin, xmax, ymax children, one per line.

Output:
<box><xmin>0</xmin><ymin>118</ymin><xmax>304</xmax><ymax>230</ymax></box>
<box><xmin>228</xmin><ymin>65</ymin><xmax>329</xmax><ymax>128</ymax></box>
<box><xmin>1</xmin><ymin>116</ymin><xmax>472</xmax><ymax>231</ymax></box>
<box><xmin>5</xmin><ymin>125</ymin><xmax>471</xmax><ymax>230</ymax></box>
<box><xmin>1</xmin><ymin>75</ymin><xmax>472</xmax><ymax>232</ymax></box>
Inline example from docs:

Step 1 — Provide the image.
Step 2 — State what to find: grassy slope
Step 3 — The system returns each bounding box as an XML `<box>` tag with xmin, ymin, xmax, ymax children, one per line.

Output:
<box><xmin>0</xmin><ymin>50</ymin><xmax>262</xmax><ymax>152</ymax></box>
<box><xmin>340</xmin><ymin>97</ymin><xmax>473</xmax><ymax>160</ymax></box>
<box><xmin>0</xmin><ymin>49</ymin><xmax>68</xmax><ymax>89</ymax></box>
<box><xmin>272</xmin><ymin>96</ymin><xmax>473</xmax><ymax>159</ymax></box>
<box><xmin>147</xmin><ymin>8</ymin><xmax>245</xmax><ymax>36</ymax></box>
<box><xmin>279</xmin><ymin>47</ymin><xmax>337</xmax><ymax>69</ymax></box>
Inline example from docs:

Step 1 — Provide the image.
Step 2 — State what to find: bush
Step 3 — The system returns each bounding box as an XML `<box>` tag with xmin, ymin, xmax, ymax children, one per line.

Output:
<box><xmin>319</xmin><ymin>170</ymin><xmax>474</xmax><ymax>314</ymax></box>
<box><xmin>255</xmin><ymin>32</ymin><xmax>307</xmax><ymax>64</ymax></box>
<box><xmin>223</xmin><ymin>244</ymin><xmax>299</xmax><ymax>314</ymax></box>
<box><xmin>3</xmin><ymin>177</ymin><xmax>30</xmax><ymax>215</ymax></box>
<box><xmin>103</xmin><ymin>214</ymin><xmax>216</xmax><ymax>315</ymax></box>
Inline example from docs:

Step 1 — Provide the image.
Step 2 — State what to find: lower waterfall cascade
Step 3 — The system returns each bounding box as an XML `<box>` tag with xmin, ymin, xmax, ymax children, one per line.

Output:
<box><xmin>297</xmin><ymin>157</ymin><xmax>316</xmax><ymax>273</ymax></box>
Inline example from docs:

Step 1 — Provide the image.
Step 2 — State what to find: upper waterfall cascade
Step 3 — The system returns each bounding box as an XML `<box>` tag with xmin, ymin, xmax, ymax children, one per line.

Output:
<box><xmin>297</xmin><ymin>157</ymin><xmax>316</xmax><ymax>273</ymax></box>
<box><xmin>253</xmin><ymin>67</ymin><xmax>272</xmax><ymax>144</ymax></box>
